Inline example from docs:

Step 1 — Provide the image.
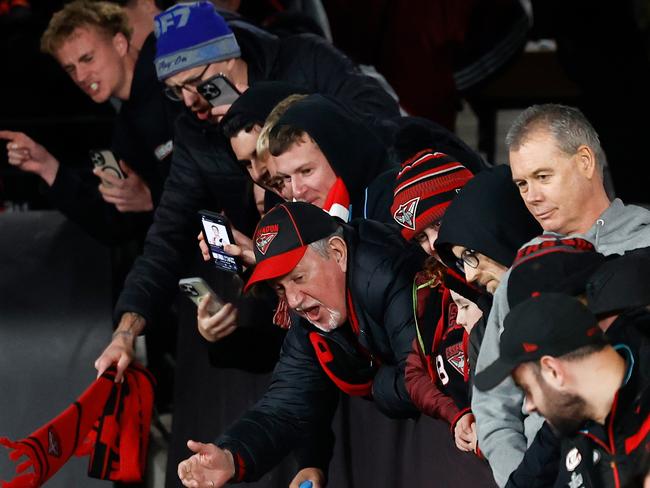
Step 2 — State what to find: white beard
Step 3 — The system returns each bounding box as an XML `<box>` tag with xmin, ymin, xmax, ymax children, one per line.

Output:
<box><xmin>303</xmin><ymin>303</ymin><xmax>342</xmax><ymax>333</ymax></box>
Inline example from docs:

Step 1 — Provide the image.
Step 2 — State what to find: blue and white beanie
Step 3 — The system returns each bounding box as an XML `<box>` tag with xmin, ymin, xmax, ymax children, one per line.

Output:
<box><xmin>153</xmin><ymin>1</ymin><xmax>241</xmax><ymax>80</ymax></box>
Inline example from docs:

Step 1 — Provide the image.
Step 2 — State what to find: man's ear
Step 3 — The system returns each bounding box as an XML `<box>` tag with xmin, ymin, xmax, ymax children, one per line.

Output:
<box><xmin>328</xmin><ymin>236</ymin><xmax>348</xmax><ymax>273</ymax></box>
<box><xmin>540</xmin><ymin>356</ymin><xmax>567</xmax><ymax>388</ymax></box>
<box><xmin>574</xmin><ymin>144</ymin><xmax>597</xmax><ymax>179</ymax></box>
<box><xmin>113</xmin><ymin>32</ymin><xmax>129</xmax><ymax>57</ymax></box>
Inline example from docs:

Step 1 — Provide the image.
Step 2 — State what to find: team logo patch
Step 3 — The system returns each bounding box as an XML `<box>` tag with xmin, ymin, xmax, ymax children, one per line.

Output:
<box><xmin>154</xmin><ymin>140</ymin><xmax>173</xmax><ymax>161</ymax></box>
<box><xmin>393</xmin><ymin>197</ymin><xmax>419</xmax><ymax>230</ymax></box>
<box><xmin>255</xmin><ymin>224</ymin><xmax>279</xmax><ymax>255</ymax></box>
<box><xmin>48</xmin><ymin>426</ymin><xmax>62</xmax><ymax>458</ymax></box>
<box><xmin>446</xmin><ymin>343</ymin><xmax>465</xmax><ymax>375</ymax></box>
<box><xmin>565</xmin><ymin>447</ymin><xmax>582</xmax><ymax>471</ymax></box>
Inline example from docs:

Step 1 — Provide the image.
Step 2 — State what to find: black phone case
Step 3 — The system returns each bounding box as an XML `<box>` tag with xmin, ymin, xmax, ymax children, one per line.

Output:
<box><xmin>199</xmin><ymin>210</ymin><xmax>242</xmax><ymax>274</ymax></box>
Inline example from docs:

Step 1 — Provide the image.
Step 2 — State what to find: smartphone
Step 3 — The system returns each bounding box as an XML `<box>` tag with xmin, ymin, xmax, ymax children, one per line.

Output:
<box><xmin>178</xmin><ymin>277</ymin><xmax>224</xmax><ymax>315</ymax></box>
<box><xmin>197</xmin><ymin>74</ymin><xmax>241</xmax><ymax>107</ymax></box>
<box><xmin>199</xmin><ymin>210</ymin><xmax>242</xmax><ymax>274</ymax></box>
<box><xmin>90</xmin><ymin>149</ymin><xmax>125</xmax><ymax>187</ymax></box>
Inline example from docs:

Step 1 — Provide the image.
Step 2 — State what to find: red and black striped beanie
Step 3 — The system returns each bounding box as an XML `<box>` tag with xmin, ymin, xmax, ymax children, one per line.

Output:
<box><xmin>391</xmin><ymin>150</ymin><xmax>473</xmax><ymax>240</ymax></box>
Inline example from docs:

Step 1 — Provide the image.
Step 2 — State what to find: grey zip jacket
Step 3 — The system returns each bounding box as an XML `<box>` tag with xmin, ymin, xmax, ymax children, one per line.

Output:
<box><xmin>472</xmin><ymin>198</ymin><xmax>650</xmax><ymax>486</ymax></box>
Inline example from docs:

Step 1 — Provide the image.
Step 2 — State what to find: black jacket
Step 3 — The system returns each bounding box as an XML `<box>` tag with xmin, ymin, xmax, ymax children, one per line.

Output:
<box><xmin>46</xmin><ymin>34</ymin><xmax>181</xmax><ymax>245</ymax></box>
<box><xmin>554</xmin><ymin>347</ymin><xmax>649</xmax><ymax>488</ymax></box>
<box><xmin>215</xmin><ymin>219</ymin><xmax>424</xmax><ymax>481</ymax></box>
<box><xmin>507</xmin><ymin>310</ymin><xmax>650</xmax><ymax>488</ymax></box>
<box><xmin>114</xmin><ymin>21</ymin><xmax>401</xmax><ymax>326</ymax></box>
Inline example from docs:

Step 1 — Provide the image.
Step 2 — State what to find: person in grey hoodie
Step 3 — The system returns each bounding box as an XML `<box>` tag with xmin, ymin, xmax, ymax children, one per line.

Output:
<box><xmin>472</xmin><ymin>103</ymin><xmax>650</xmax><ymax>486</ymax></box>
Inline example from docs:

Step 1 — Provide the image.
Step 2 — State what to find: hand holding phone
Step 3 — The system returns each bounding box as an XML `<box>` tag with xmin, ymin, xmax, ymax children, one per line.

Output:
<box><xmin>179</xmin><ymin>277</ymin><xmax>224</xmax><ymax>315</ymax></box>
<box><xmin>179</xmin><ymin>277</ymin><xmax>239</xmax><ymax>342</ymax></box>
<box><xmin>90</xmin><ymin>149</ymin><xmax>125</xmax><ymax>187</ymax></box>
<box><xmin>197</xmin><ymin>74</ymin><xmax>241</xmax><ymax>107</ymax></box>
<box><xmin>199</xmin><ymin>210</ymin><xmax>242</xmax><ymax>274</ymax></box>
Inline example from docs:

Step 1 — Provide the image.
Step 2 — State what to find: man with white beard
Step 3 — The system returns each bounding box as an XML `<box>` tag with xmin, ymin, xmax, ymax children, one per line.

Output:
<box><xmin>176</xmin><ymin>201</ymin><xmax>425</xmax><ymax>487</ymax></box>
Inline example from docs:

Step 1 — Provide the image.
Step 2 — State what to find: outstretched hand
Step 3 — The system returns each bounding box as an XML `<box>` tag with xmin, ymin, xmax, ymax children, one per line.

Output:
<box><xmin>178</xmin><ymin>440</ymin><xmax>235</xmax><ymax>488</ymax></box>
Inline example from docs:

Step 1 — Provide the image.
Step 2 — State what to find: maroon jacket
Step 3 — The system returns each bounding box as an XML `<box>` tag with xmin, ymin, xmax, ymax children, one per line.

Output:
<box><xmin>404</xmin><ymin>272</ymin><xmax>471</xmax><ymax>430</ymax></box>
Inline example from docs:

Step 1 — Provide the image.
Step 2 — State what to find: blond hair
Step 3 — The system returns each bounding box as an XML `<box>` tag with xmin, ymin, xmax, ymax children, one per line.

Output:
<box><xmin>257</xmin><ymin>93</ymin><xmax>308</xmax><ymax>161</ymax></box>
<box><xmin>41</xmin><ymin>0</ymin><xmax>132</xmax><ymax>56</ymax></box>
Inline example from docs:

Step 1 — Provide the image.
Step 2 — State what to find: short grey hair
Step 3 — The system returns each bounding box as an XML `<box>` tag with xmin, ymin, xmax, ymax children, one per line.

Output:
<box><xmin>309</xmin><ymin>226</ymin><xmax>344</xmax><ymax>258</ymax></box>
<box><xmin>505</xmin><ymin>104</ymin><xmax>606</xmax><ymax>176</ymax></box>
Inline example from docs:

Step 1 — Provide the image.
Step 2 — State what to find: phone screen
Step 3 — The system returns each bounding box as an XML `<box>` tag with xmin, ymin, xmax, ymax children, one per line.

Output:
<box><xmin>200</xmin><ymin>212</ymin><xmax>240</xmax><ymax>273</ymax></box>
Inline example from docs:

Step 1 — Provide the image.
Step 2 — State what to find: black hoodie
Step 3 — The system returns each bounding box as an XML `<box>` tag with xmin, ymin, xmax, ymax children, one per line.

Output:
<box><xmin>434</xmin><ymin>164</ymin><xmax>541</xmax><ymax>373</ymax></box>
<box><xmin>435</xmin><ymin>164</ymin><xmax>542</xmax><ymax>270</ymax></box>
<box><xmin>273</xmin><ymin>93</ymin><xmax>394</xmax><ymax>218</ymax></box>
<box><xmin>220</xmin><ymin>80</ymin><xmax>309</xmax><ymax>135</ymax></box>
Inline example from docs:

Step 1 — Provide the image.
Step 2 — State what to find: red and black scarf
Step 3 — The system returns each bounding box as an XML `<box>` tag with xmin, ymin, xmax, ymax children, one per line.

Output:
<box><xmin>0</xmin><ymin>364</ymin><xmax>154</xmax><ymax>487</ymax></box>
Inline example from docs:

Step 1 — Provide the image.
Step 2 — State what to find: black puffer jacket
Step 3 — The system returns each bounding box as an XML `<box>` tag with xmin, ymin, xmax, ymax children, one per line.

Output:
<box><xmin>216</xmin><ymin>219</ymin><xmax>424</xmax><ymax>481</ymax></box>
<box><xmin>114</xmin><ymin>21</ymin><xmax>401</xmax><ymax>325</ymax></box>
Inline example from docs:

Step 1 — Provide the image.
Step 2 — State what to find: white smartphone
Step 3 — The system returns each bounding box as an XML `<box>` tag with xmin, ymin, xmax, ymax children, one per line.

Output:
<box><xmin>90</xmin><ymin>149</ymin><xmax>125</xmax><ymax>187</ymax></box>
<box><xmin>178</xmin><ymin>277</ymin><xmax>224</xmax><ymax>315</ymax></box>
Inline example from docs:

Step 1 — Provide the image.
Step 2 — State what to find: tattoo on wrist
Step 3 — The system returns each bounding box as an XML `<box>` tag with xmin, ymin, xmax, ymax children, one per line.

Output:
<box><xmin>114</xmin><ymin>312</ymin><xmax>145</xmax><ymax>339</ymax></box>
<box><xmin>112</xmin><ymin>330</ymin><xmax>134</xmax><ymax>340</ymax></box>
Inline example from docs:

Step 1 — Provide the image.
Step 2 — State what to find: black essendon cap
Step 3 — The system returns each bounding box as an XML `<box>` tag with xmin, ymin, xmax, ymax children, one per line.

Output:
<box><xmin>474</xmin><ymin>293</ymin><xmax>604</xmax><ymax>391</ymax></box>
<box><xmin>245</xmin><ymin>202</ymin><xmax>339</xmax><ymax>291</ymax></box>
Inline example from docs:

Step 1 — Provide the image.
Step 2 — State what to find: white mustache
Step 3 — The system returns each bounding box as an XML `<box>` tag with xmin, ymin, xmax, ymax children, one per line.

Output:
<box><xmin>295</xmin><ymin>299</ymin><xmax>341</xmax><ymax>332</ymax></box>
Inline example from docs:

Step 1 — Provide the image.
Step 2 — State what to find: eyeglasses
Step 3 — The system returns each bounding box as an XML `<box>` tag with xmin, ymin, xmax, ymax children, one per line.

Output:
<box><xmin>164</xmin><ymin>64</ymin><xmax>212</xmax><ymax>101</ymax></box>
<box><xmin>456</xmin><ymin>249</ymin><xmax>479</xmax><ymax>272</ymax></box>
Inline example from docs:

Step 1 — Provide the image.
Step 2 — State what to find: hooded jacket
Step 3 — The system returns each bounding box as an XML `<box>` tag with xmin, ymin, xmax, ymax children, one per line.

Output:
<box><xmin>472</xmin><ymin>198</ymin><xmax>650</xmax><ymax>487</ymax></box>
<box><xmin>220</xmin><ymin>80</ymin><xmax>309</xmax><ymax>133</ymax></box>
<box><xmin>435</xmin><ymin>164</ymin><xmax>542</xmax><ymax>270</ymax></box>
<box><xmin>114</xmin><ymin>21</ymin><xmax>401</xmax><ymax>327</ymax></box>
<box><xmin>215</xmin><ymin>219</ymin><xmax>424</xmax><ymax>481</ymax></box>
<box><xmin>273</xmin><ymin>93</ymin><xmax>394</xmax><ymax>219</ymax></box>
<box><xmin>405</xmin><ymin>165</ymin><xmax>539</xmax><ymax>432</ymax></box>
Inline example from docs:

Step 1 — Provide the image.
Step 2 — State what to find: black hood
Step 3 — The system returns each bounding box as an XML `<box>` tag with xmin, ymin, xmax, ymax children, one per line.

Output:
<box><xmin>273</xmin><ymin>93</ymin><xmax>388</xmax><ymax>206</ymax></box>
<box><xmin>230</xmin><ymin>19</ymin><xmax>280</xmax><ymax>83</ymax></box>
<box><xmin>435</xmin><ymin>164</ymin><xmax>542</xmax><ymax>268</ymax></box>
<box><xmin>220</xmin><ymin>81</ymin><xmax>309</xmax><ymax>134</ymax></box>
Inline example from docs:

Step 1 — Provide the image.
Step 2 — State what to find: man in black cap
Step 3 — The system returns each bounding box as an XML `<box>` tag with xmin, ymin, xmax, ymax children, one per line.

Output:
<box><xmin>506</xmin><ymin>250</ymin><xmax>650</xmax><ymax>488</ymax></box>
<box><xmin>176</xmin><ymin>201</ymin><xmax>424</xmax><ymax>487</ymax></box>
<box><xmin>476</xmin><ymin>293</ymin><xmax>649</xmax><ymax>488</ymax></box>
